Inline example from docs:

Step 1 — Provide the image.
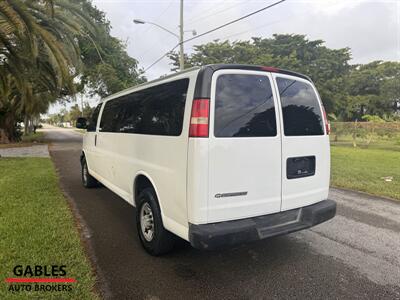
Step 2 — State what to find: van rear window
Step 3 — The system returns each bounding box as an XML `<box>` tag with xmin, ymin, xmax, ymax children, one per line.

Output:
<box><xmin>214</xmin><ymin>74</ymin><xmax>277</xmax><ymax>137</ymax></box>
<box><xmin>276</xmin><ymin>77</ymin><xmax>324</xmax><ymax>136</ymax></box>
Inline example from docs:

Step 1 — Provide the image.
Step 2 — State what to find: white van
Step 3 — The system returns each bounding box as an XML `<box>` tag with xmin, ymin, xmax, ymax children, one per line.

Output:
<box><xmin>77</xmin><ymin>64</ymin><xmax>336</xmax><ymax>255</ymax></box>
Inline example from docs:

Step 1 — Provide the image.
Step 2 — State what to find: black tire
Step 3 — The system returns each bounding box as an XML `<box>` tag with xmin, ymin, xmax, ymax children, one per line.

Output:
<box><xmin>81</xmin><ymin>157</ymin><xmax>98</xmax><ymax>188</ymax></box>
<box><xmin>136</xmin><ymin>187</ymin><xmax>175</xmax><ymax>255</ymax></box>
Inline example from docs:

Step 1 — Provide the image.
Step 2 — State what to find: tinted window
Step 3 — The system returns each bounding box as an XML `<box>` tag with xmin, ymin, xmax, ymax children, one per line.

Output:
<box><xmin>214</xmin><ymin>74</ymin><xmax>276</xmax><ymax>137</ymax></box>
<box><xmin>277</xmin><ymin>78</ymin><xmax>324</xmax><ymax>136</ymax></box>
<box><xmin>87</xmin><ymin>104</ymin><xmax>102</xmax><ymax>132</ymax></box>
<box><xmin>116</xmin><ymin>93</ymin><xmax>144</xmax><ymax>134</ymax></box>
<box><xmin>99</xmin><ymin>79</ymin><xmax>189</xmax><ymax>136</ymax></box>
<box><xmin>99</xmin><ymin>99</ymin><xmax>123</xmax><ymax>132</ymax></box>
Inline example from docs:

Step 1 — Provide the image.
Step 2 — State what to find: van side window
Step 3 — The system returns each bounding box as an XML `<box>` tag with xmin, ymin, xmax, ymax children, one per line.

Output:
<box><xmin>214</xmin><ymin>74</ymin><xmax>277</xmax><ymax>137</ymax></box>
<box><xmin>276</xmin><ymin>78</ymin><xmax>324</xmax><ymax>136</ymax></box>
<box><xmin>87</xmin><ymin>104</ymin><xmax>102</xmax><ymax>132</ymax></box>
<box><xmin>99</xmin><ymin>78</ymin><xmax>189</xmax><ymax>136</ymax></box>
<box><xmin>99</xmin><ymin>99</ymin><xmax>123</xmax><ymax>132</ymax></box>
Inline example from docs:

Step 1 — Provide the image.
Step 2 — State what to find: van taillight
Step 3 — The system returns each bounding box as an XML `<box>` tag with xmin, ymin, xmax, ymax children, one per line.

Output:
<box><xmin>189</xmin><ymin>98</ymin><xmax>209</xmax><ymax>137</ymax></box>
<box><xmin>322</xmin><ymin>107</ymin><xmax>330</xmax><ymax>135</ymax></box>
<box><xmin>261</xmin><ymin>66</ymin><xmax>279</xmax><ymax>72</ymax></box>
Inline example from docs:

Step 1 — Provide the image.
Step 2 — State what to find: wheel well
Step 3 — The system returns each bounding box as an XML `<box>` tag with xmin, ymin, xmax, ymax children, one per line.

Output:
<box><xmin>80</xmin><ymin>151</ymin><xmax>85</xmax><ymax>165</ymax></box>
<box><xmin>134</xmin><ymin>175</ymin><xmax>154</xmax><ymax>205</ymax></box>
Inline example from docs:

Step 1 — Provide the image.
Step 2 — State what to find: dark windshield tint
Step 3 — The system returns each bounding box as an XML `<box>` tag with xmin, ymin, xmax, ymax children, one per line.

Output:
<box><xmin>277</xmin><ymin>77</ymin><xmax>324</xmax><ymax>136</ymax></box>
<box><xmin>214</xmin><ymin>74</ymin><xmax>276</xmax><ymax>137</ymax></box>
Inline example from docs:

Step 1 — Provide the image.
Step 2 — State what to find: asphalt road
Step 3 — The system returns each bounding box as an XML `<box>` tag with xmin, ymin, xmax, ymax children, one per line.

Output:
<box><xmin>44</xmin><ymin>127</ymin><xmax>400</xmax><ymax>300</ymax></box>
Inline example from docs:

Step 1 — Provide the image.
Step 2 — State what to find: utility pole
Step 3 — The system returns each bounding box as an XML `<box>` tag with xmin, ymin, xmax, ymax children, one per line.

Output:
<box><xmin>134</xmin><ymin>0</ymin><xmax>196</xmax><ymax>72</ymax></box>
<box><xmin>80</xmin><ymin>93</ymin><xmax>84</xmax><ymax>117</ymax></box>
<box><xmin>179</xmin><ymin>0</ymin><xmax>184</xmax><ymax>71</ymax></box>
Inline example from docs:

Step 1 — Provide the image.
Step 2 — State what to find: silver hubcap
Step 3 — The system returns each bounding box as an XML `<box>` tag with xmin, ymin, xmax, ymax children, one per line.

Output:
<box><xmin>140</xmin><ymin>203</ymin><xmax>154</xmax><ymax>242</ymax></box>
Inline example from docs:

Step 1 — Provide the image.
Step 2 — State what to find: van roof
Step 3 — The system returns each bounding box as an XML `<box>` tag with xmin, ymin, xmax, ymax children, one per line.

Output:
<box><xmin>100</xmin><ymin>64</ymin><xmax>312</xmax><ymax>102</ymax></box>
<box><xmin>101</xmin><ymin>66</ymin><xmax>200</xmax><ymax>102</ymax></box>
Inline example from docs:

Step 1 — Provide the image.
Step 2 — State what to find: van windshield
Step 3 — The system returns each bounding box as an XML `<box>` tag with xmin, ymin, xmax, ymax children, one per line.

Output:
<box><xmin>214</xmin><ymin>74</ymin><xmax>277</xmax><ymax>137</ymax></box>
<box><xmin>276</xmin><ymin>77</ymin><xmax>324</xmax><ymax>136</ymax></box>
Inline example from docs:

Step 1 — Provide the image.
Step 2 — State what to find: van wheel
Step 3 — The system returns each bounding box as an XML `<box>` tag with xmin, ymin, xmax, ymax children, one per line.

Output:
<box><xmin>81</xmin><ymin>157</ymin><xmax>98</xmax><ymax>188</ymax></box>
<box><xmin>136</xmin><ymin>188</ymin><xmax>175</xmax><ymax>255</ymax></box>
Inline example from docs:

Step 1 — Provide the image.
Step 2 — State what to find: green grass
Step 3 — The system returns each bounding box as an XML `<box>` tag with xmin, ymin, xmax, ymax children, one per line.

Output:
<box><xmin>331</xmin><ymin>146</ymin><xmax>400</xmax><ymax>200</ymax></box>
<box><xmin>0</xmin><ymin>158</ymin><xmax>97</xmax><ymax>299</ymax></box>
<box><xmin>0</xmin><ymin>132</ymin><xmax>46</xmax><ymax>149</ymax></box>
<box><xmin>21</xmin><ymin>132</ymin><xmax>45</xmax><ymax>143</ymax></box>
<box><xmin>330</xmin><ymin>134</ymin><xmax>400</xmax><ymax>152</ymax></box>
<box><xmin>74</xmin><ymin>129</ymin><xmax>86</xmax><ymax>134</ymax></box>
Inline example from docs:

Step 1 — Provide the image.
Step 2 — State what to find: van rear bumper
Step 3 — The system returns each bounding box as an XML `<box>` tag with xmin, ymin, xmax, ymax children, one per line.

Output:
<box><xmin>189</xmin><ymin>199</ymin><xmax>336</xmax><ymax>250</ymax></box>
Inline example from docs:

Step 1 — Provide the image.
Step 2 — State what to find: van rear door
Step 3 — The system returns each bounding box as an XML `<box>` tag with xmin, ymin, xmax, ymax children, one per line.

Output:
<box><xmin>273</xmin><ymin>74</ymin><xmax>330</xmax><ymax>211</ymax></box>
<box><xmin>207</xmin><ymin>70</ymin><xmax>282</xmax><ymax>223</ymax></box>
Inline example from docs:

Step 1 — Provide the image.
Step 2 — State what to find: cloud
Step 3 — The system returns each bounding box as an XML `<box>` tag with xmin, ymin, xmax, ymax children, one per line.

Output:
<box><xmin>49</xmin><ymin>0</ymin><xmax>398</xmax><ymax>113</ymax></box>
<box><xmin>91</xmin><ymin>0</ymin><xmax>399</xmax><ymax>78</ymax></box>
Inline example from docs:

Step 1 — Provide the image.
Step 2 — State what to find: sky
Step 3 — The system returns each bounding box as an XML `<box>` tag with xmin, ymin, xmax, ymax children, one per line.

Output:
<box><xmin>49</xmin><ymin>0</ymin><xmax>400</xmax><ymax>114</ymax></box>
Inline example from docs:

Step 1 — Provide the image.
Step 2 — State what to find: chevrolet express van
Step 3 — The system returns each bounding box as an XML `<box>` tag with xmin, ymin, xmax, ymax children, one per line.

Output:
<box><xmin>77</xmin><ymin>64</ymin><xmax>336</xmax><ymax>255</ymax></box>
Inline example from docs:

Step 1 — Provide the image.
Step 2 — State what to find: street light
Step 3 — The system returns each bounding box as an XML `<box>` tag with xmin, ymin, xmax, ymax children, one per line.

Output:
<box><xmin>133</xmin><ymin>1</ymin><xmax>195</xmax><ymax>71</ymax></box>
<box><xmin>133</xmin><ymin>19</ymin><xmax>179</xmax><ymax>39</ymax></box>
<box><xmin>133</xmin><ymin>19</ymin><xmax>145</xmax><ymax>24</ymax></box>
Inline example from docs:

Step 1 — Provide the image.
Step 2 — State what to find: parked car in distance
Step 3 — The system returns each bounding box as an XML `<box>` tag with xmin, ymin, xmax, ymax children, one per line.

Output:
<box><xmin>77</xmin><ymin>64</ymin><xmax>336</xmax><ymax>255</ymax></box>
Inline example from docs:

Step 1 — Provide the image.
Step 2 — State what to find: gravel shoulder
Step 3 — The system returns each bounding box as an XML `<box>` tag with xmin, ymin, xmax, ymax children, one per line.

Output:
<box><xmin>0</xmin><ymin>144</ymin><xmax>49</xmax><ymax>157</ymax></box>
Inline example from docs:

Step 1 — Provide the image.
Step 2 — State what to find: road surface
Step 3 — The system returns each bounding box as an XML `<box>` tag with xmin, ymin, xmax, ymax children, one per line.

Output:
<box><xmin>43</xmin><ymin>127</ymin><xmax>400</xmax><ymax>300</ymax></box>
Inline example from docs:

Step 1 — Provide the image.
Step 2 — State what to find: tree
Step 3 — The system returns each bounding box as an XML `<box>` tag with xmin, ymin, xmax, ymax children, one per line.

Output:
<box><xmin>0</xmin><ymin>0</ymin><xmax>145</xmax><ymax>142</ymax></box>
<box><xmin>0</xmin><ymin>0</ymin><xmax>95</xmax><ymax>141</ymax></box>
<box><xmin>342</xmin><ymin>61</ymin><xmax>400</xmax><ymax>120</ymax></box>
<box><xmin>68</xmin><ymin>104</ymin><xmax>82</xmax><ymax>125</ymax></box>
<box><xmin>82</xmin><ymin>101</ymin><xmax>94</xmax><ymax>119</ymax></box>
<box><xmin>75</xmin><ymin>0</ymin><xmax>146</xmax><ymax>98</ymax></box>
<box><xmin>168</xmin><ymin>34</ymin><xmax>352</xmax><ymax>114</ymax></box>
<box><xmin>169</xmin><ymin>35</ymin><xmax>400</xmax><ymax>120</ymax></box>
<box><xmin>165</xmin><ymin>35</ymin><xmax>358</xmax><ymax>119</ymax></box>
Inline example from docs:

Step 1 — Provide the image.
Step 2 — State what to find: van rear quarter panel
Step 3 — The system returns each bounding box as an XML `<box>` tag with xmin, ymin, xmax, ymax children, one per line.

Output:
<box><xmin>98</xmin><ymin>133</ymin><xmax>189</xmax><ymax>237</ymax></box>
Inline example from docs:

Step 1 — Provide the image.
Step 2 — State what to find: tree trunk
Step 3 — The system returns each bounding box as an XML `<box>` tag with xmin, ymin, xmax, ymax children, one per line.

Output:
<box><xmin>0</xmin><ymin>113</ymin><xmax>19</xmax><ymax>143</ymax></box>
<box><xmin>24</xmin><ymin>115</ymin><xmax>29</xmax><ymax>135</ymax></box>
<box><xmin>0</xmin><ymin>128</ymin><xmax>10</xmax><ymax>143</ymax></box>
<box><xmin>30</xmin><ymin>116</ymin><xmax>35</xmax><ymax>133</ymax></box>
<box><xmin>352</xmin><ymin>120</ymin><xmax>358</xmax><ymax>148</ymax></box>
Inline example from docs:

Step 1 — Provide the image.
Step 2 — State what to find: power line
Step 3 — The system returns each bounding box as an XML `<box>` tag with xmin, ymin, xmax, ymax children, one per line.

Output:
<box><xmin>185</xmin><ymin>0</ymin><xmax>254</xmax><ymax>27</ymax></box>
<box><xmin>143</xmin><ymin>44</ymin><xmax>180</xmax><ymax>72</ymax></box>
<box><xmin>184</xmin><ymin>1</ymin><xmax>235</xmax><ymax>26</ymax></box>
<box><xmin>143</xmin><ymin>0</ymin><xmax>287</xmax><ymax>72</ymax></box>
<box><xmin>133</xmin><ymin>1</ymin><xmax>174</xmax><ymax>41</ymax></box>
<box><xmin>220</xmin><ymin>0</ymin><xmax>348</xmax><ymax>41</ymax></box>
<box><xmin>183</xmin><ymin>0</ymin><xmax>286</xmax><ymax>44</ymax></box>
<box><xmin>222</xmin><ymin>19</ymin><xmax>282</xmax><ymax>40</ymax></box>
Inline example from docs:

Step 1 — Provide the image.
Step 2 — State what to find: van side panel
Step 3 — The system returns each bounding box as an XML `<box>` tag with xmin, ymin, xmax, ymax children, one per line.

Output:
<box><xmin>97</xmin><ymin>132</ymin><xmax>189</xmax><ymax>234</ymax></box>
<box><xmin>93</xmin><ymin>71</ymin><xmax>199</xmax><ymax>241</ymax></box>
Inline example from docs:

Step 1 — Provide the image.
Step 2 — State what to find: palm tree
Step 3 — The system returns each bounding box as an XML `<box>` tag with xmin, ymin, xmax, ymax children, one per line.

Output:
<box><xmin>0</xmin><ymin>0</ymin><xmax>96</xmax><ymax>141</ymax></box>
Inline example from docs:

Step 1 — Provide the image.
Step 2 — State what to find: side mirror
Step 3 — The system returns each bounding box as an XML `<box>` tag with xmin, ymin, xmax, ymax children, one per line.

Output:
<box><xmin>76</xmin><ymin>117</ymin><xmax>87</xmax><ymax>129</ymax></box>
